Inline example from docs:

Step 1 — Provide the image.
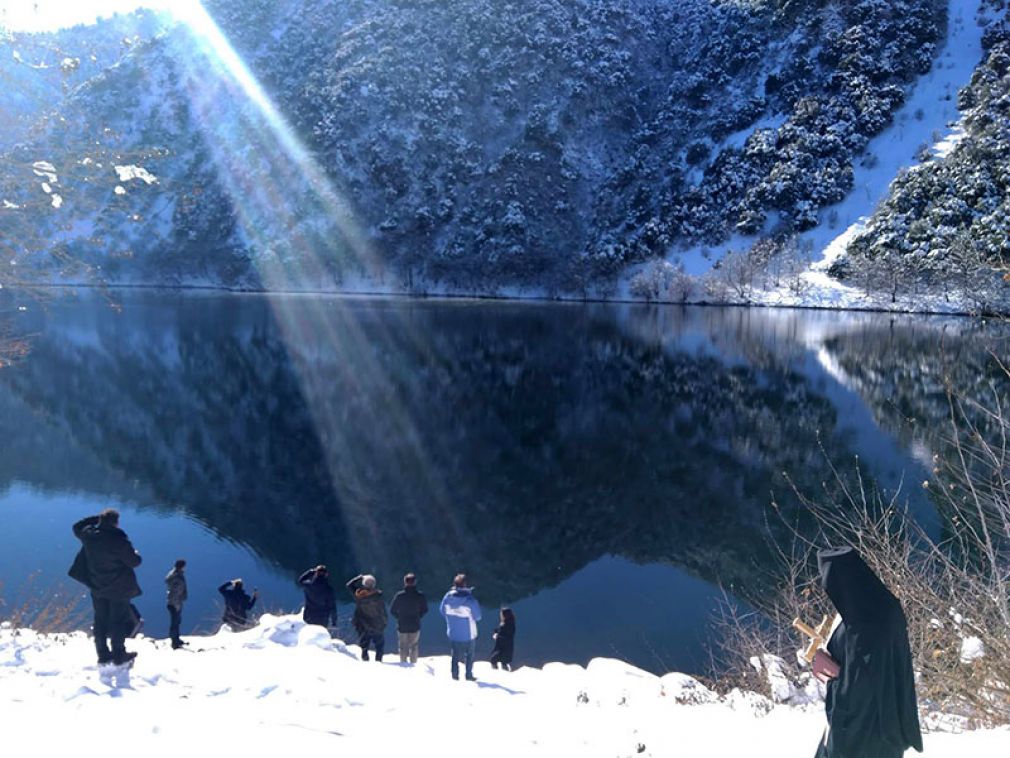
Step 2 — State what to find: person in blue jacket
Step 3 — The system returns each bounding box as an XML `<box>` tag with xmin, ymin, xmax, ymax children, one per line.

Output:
<box><xmin>439</xmin><ymin>573</ymin><xmax>482</xmax><ymax>681</ymax></box>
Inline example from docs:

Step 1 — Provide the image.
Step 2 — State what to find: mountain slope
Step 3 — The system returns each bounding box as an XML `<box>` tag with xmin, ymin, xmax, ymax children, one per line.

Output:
<box><xmin>4</xmin><ymin>0</ymin><xmax>993</xmax><ymax>298</ymax></box>
<box><xmin>832</xmin><ymin>7</ymin><xmax>1010</xmax><ymax>307</ymax></box>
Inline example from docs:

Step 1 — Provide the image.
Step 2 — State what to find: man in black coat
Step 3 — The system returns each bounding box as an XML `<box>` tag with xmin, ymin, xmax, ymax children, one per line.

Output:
<box><xmin>70</xmin><ymin>509</ymin><xmax>142</xmax><ymax>665</ymax></box>
<box><xmin>218</xmin><ymin>578</ymin><xmax>258</xmax><ymax>630</ymax></box>
<box><xmin>814</xmin><ymin>547</ymin><xmax>923</xmax><ymax>758</ymax></box>
<box><xmin>346</xmin><ymin>574</ymin><xmax>387</xmax><ymax>661</ymax></box>
<box><xmin>298</xmin><ymin>565</ymin><xmax>337</xmax><ymax>628</ymax></box>
<box><xmin>390</xmin><ymin>572</ymin><xmax>428</xmax><ymax>664</ymax></box>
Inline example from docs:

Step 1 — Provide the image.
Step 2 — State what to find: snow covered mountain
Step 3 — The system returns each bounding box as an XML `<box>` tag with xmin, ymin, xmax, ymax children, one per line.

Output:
<box><xmin>0</xmin><ymin>10</ymin><xmax>167</xmax><ymax>153</ymax></box>
<box><xmin>1</xmin><ymin>0</ymin><xmax>1006</xmax><ymax>300</ymax></box>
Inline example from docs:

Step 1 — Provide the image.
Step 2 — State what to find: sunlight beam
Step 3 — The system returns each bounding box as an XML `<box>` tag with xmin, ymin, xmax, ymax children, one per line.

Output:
<box><xmin>165</xmin><ymin>1</ymin><xmax>466</xmax><ymax>567</ymax></box>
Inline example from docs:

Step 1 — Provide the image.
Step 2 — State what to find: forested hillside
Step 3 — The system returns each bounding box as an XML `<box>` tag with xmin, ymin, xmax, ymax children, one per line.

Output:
<box><xmin>1</xmin><ymin>0</ymin><xmax>1006</xmax><ymax>306</ymax></box>
<box><xmin>834</xmin><ymin>6</ymin><xmax>1010</xmax><ymax>309</ymax></box>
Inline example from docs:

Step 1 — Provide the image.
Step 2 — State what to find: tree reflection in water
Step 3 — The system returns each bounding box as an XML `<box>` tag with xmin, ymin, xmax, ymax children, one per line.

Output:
<box><xmin>0</xmin><ymin>295</ymin><xmax>1003</xmax><ymax>632</ymax></box>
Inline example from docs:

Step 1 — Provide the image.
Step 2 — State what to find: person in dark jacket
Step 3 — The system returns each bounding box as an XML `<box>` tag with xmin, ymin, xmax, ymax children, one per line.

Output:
<box><xmin>165</xmin><ymin>559</ymin><xmax>188</xmax><ymax>649</ymax></box>
<box><xmin>390</xmin><ymin>573</ymin><xmax>428</xmax><ymax>664</ymax></box>
<box><xmin>489</xmin><ymin>607</ymin><xmax>516</xmax><ymax>671</ymax></box>
<box><xmin>814</xmin><ymin>547</ymin><xmax>923</xmax><ymax>758</ymax></box>
<box><xmin>218</xmin><ymin>578</ymin><xmax>258</xmax><ymax>630</ymax></box>
<box><xmin>70</xmin><ymin>509</ymin><xmax>142</xmax><ymax>665</ymax></box>
<box><xmin>298</xmin><ymin>565</ymin><xmax>336</xmax><ymax>629</ymax></box>
<box><xmin>346</xmin><ymin>574</ymin><xmax>387</xmax><ymax>661</ymax></box>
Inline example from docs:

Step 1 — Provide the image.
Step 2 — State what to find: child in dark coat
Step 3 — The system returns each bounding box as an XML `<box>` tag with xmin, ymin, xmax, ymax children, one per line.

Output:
<box><xmin>489</xmin><ymin>607</ymin><xmax>516</xmax><ymax>671</ymax></box>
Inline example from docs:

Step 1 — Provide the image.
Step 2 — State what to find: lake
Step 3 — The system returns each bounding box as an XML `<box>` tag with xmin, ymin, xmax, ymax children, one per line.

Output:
<box><xmin>1</xmin><ymin>291</ymin><xmax>1005</xmax><ymax>674</ymax></box>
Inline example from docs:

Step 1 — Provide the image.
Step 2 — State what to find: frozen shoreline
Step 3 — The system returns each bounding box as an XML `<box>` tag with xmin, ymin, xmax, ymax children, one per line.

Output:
<box><xmin>3</xmin><ymin>277</ymin><xmax>996</xmax><ymax>319</ymax></box>
<box><xmin>2</xmin><ymin>614</ymin><xmax>1007</xmax><ymax>757</ymax></box>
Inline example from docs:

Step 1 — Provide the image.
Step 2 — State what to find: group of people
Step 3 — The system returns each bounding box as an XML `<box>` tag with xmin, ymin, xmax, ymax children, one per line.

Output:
<box><xmin>68</xmin><ymin>509</ymin><xmax>924</xmax><ymax>757</ymax></box>
<box><xmin>68</xmin><ymin>509</ymin><xmax>516</xmax><ymax>679</ymax></box>
<box><xmin>304</xmin><ymin>567</ymin><xmax>514</xmax><ymax>679</ymax></box>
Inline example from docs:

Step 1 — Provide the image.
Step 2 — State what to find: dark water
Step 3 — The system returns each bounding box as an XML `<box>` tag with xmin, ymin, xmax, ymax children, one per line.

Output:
<box><xmin>1</xmin><ymin>292</ymin><xmax>1005</xmax><ymax>673</ymax></box>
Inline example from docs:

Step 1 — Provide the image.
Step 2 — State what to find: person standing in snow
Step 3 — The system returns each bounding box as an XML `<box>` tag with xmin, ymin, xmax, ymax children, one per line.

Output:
<box><xmin>346</xmin><ymin>574</ymin><xmax>388</xmax><ymax>661</ymax></box>
<box><xmin>439</xmin><ymin>573</ymin><xmax>482</xmax><ymax>681</ymax></box>
<box><xmin>489</xmin><ymin>607</ymin><xmax>516</xmax><ymax>671</ymax></box>
<box><xmin>390</xmin><ymin>572</ymin><xmax>428</xmax><ymax>664</ymax></box>
<box><xmin>165</xmin><ymin>559</ymin><xmax>188</xmax><ymax>649</ymax></box>
<box><xmin>298</xmin><ymin>564</ymin><xmax>337</xmax><ymax>629</ymax></box>
<box><xmin>814</xmin><ymin>547</ymin><xmax>922</xmax><ymax>758</ymax></box>
<box><xmin>69</xmin><ymin>509</ymin><xmax>143</xmax><ymax>666</ymax></box>
<box><xmin>218</xmin><ymin>578</ymin><xmax>258</xmax><ymax>630</ymax></box>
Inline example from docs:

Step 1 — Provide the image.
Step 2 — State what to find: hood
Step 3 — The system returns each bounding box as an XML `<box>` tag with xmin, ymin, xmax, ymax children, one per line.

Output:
<box><xmin>817</xmin><ymin>547</ymin><xmax>896</xmax><ymax>625</ymax></box>
<box><xmin>448</xmin><ymin>587</ymin><xmax>474</xmax><ymax>596</ymax></box>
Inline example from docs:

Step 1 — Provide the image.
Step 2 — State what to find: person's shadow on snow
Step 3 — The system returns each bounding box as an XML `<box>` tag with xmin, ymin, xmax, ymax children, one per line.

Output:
<box><xmin>474</xmin><ymin>681</ymin><xmax>524</xmax><ymax>696</ymax></box>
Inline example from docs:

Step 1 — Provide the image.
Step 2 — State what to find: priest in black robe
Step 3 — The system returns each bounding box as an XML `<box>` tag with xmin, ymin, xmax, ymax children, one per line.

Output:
<box><xmin>814</xmin><ymin>547</ymin><xmax>923</xmax><ymax>758</ymax></box>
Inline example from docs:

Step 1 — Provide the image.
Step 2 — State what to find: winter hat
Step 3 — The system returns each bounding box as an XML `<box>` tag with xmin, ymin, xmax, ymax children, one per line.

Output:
<box><xmin>362</xmin><ymin>574</ymin><xmax>376</xmax><ymax>589</ymax></box>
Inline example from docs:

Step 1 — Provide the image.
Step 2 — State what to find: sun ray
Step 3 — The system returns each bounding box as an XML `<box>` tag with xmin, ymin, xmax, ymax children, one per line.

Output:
<box><xmin>167</xmin><ymin>1</ymin><xmax>467</xmax><ymax>571</ymax></box>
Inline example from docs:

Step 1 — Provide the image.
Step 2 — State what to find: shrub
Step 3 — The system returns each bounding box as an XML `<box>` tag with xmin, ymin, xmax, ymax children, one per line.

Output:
<box><xmin>714</xmin><ymin>357</ymin><xmax>1010</xmax><ymax>727</ymax></box>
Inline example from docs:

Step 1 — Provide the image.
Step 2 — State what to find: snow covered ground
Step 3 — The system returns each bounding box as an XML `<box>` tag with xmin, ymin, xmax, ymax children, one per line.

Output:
<box><xmin>1</xmin><ymin>614</ymin><xmax>1007</xmax><ymax>757</ymax></box>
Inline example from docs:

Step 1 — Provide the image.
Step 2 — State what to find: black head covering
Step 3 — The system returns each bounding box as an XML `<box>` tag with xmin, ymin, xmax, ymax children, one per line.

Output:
<box><xmin>818</xmin><ymin>546</ymin><xmax>898</xmax><ymax>625</ymax></box>
<box><xmin>815</xmin><ymin>547</ymin><xmax>922</xmax><ymax>757</ymax></box>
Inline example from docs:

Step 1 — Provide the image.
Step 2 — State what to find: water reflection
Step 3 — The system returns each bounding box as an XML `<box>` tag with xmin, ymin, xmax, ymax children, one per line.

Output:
<box><xmin>1</xmin><ymin>294</ymin><xmax>1005</xmax><ymax>672</ymax></box>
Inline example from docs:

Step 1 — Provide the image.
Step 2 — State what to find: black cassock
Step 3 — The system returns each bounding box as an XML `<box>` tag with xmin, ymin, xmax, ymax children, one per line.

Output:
<box><xmin>814</xmin><ymin>547</ymin><xmax>923</xmax><ymax>758</ymax></box>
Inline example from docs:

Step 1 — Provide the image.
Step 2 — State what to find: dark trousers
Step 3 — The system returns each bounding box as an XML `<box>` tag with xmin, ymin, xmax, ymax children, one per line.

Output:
<box><xmin>168</xmin><ymin>604</ymin><xmax>182</xmax><ymax>646</ymax></box>
<box><xmin>490</xmin><ymin>647</ymin><xmax>513</xmax><ymax>671</ymax></box>
<box><xmin>359</xmin><ymin>632</ymin><xmax>385</xmax><ymax>661</ymax></box>
<box><xmin>92</xmin><ymin>594</ymin><xmax>132</xmax><ymax>660</ymax></box>
<box><xmin>450</xmin><ymin>639</ymin><xmax>476</xmax><ymax>680</ymax></box>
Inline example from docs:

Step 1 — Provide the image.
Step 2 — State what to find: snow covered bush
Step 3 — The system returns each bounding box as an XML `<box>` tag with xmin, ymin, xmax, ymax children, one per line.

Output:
<box><xmin>628</xmin><ymin>260</ymin><xmax>692</xmax><ymax>303</ymax></box>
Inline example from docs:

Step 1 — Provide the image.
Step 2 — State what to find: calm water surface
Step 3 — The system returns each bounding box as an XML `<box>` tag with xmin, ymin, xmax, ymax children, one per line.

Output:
<box><xmin>1</xmin><ymin>292</ymin><xmax>1005</xmax><ymax>673</ymax></box>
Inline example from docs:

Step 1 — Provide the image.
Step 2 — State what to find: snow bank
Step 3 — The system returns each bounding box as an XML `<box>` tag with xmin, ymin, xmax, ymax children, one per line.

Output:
<box><xmin>1</xmin><ymin>614</ymin><xmax>1008</xmax><ymax>756</ymax></box>
<box><xmin>114</xmin><ymin>164</ymin><xmax>159</xmax><ymax>184</ymax></box>
<box><xmin>960</xmin><ymin>636</ymin><xmax>986</xmax><ymax>664</ymax></box>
